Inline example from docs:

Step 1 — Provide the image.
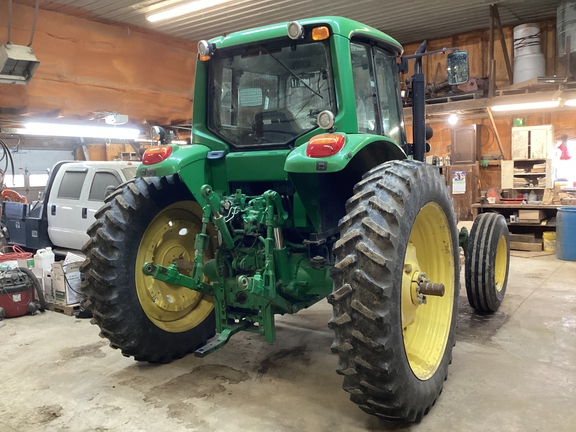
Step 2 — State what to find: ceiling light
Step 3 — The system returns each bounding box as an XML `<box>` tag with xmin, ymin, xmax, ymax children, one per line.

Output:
<box><xmin>23</xmin><ymin>122</ymin><xmax>140</xmax><ymax>139</ymax></box>
<box><xmin>448</xmin><ymin>114</ymin><xmax>458</xmax><ymax>125</ymax></box>
<box><xmin>564</xmin><ymin>99</ymin><xmax>576</xmax><ymax>107</ymax></box>
<box><xmin>147</xmin><ymin>0</ymin><xmax>233</xmax><ymax>23</ymax></box>
<box><xmin>491</xmin><ymin>100</ymin><xmax>560</xmax><ymax>112</ymax></box>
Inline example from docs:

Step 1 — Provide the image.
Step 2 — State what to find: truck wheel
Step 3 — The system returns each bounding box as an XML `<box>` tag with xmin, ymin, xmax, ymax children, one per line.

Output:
<box><xmin>465</xmin><ymin>212</ymin><xmax>509</xmax><ymax>313</ymax></box>
<box><xmin>329</xmin><ymin>160</ymin><xmax>459</xmax><ymax>422</ymax></box>
<box><xmin>81</xmin><ymin>175</ymin><xmax>215</xmax><ymax>363</ymax></box>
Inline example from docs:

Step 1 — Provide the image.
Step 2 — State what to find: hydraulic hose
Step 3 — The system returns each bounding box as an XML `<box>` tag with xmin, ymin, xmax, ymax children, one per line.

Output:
<box><xmin>18</xmin><ymin>267</ymin><xmax>46</xmax><ymax>312</ymax></box>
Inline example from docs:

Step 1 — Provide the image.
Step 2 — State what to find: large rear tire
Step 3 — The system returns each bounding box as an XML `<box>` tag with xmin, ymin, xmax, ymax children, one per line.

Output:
<box><xmin>465</xmin><ymin>212</ymin><xmax>510</xmax><ymax>313</ymax></box>
<box><xmin>81</xmin><ymin>175</ymin><xmax>216</xmax><ymax>363</ymax></box>
<box><xmin>329</xmin><ymin>160</ymin><xmax>459</xmax><ymax>422</ymax></box>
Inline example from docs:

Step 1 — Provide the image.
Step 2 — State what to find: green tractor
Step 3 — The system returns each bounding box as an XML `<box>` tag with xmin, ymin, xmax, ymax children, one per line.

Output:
<box><xmin>81</xmin><ymin>16</ymin><xmax>510</xmax><ymax>422</ymax></box>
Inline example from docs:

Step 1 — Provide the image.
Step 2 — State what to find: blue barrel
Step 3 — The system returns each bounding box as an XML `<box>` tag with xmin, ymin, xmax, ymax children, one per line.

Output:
<box><xmin>557</xmin><ymin>206</ymin><xmax>576</xmax><ymax>261</ymax></box>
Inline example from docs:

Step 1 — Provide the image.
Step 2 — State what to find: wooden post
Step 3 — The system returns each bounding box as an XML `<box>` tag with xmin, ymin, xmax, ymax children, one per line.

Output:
<box><xmin>493</xmin><ymin>4</ymin><xmax>514</xmax><ymax>85</ymax></box>
<box><xmin>486</xmin><ymin>107</ymin><xmax>506</xmax><ymax>159</ymax></box>
<box><xmin>488</xmin><ymin>5</ymin><xmax>495</xmax><ymax>98</ymax></box>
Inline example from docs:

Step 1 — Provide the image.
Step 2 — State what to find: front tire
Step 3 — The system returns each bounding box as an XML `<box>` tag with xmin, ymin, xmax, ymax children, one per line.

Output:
<box><xmin>329</xmin><ymin>160</ymin><xmax>459</xmax><ymax>422</ymax></box>
<box><xmin>81</xmin><ymin>175</ymin><xmax>215</xmax><ymax>363</ymax></box>
<box><xmin>465</xmin><ymin>212</ymin><xmax>510</xmax><ymax>313</ymax></box>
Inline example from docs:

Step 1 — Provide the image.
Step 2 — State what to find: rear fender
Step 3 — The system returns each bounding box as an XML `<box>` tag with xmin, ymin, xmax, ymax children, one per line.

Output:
<box><xmin>284</xmin><ymin>133</ymin><xmax>406</xmax><ymax>174</ymax></box>
<box><xmin>137</xmin><ymin>144</ymin><xmax>212</xmax><ymax>202</ymax></box>
<box><xmin>286</xmin><ymin>134</ymin><xmax>406</xmax><ymax>235</ymax></box>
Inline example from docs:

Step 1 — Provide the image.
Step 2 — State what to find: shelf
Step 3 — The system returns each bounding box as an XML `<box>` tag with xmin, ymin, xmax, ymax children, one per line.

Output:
<box><xmin>508</xmin><ymin>222</ymin><xmax>556</xmax><ymax>227</ymax></box>
<box><xmin>472</xmin><ymin>204</ymin><xmax>560</xmax><ymax>209</ymax></box>
<box><xmin>512</xmin><ymin>158</ymin><xmax>547</xmax><ymax>162</ymax></box>
<box><xmin>513</xmin><ymin>187</ymin><xmax>545</xmax><ymax>190</ymax></box>
<box><xmin>513</xmin><ymin>173</ymin><xmax>546</xmax><ymax>176</ymax></box>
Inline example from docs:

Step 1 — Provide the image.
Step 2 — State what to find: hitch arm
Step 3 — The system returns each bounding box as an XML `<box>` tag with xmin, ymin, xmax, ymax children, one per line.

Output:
<box><xmin>142</xmin><ymin>262</ymin><xmax>212</xmax><ymax>294</ymax></box>
<box><xmin>194</xmin><ymin>321</ymin><xmax>250</xmax><ymax>357</ymax></box>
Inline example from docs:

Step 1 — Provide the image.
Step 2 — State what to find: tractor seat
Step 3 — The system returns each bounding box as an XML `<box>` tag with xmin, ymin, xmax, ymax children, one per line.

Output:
<box><xmin>254</xmin><ymin>110</ymin><xmax>301</xmax><ymax>143</ymax></box>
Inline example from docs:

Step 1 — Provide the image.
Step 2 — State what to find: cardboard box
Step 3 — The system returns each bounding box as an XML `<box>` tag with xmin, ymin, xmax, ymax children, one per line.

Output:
<box><xmin>31</xmin><ymin>267</ymin><xmax>53</xmax><ymax>301</ymax></box>
<box><xmin>51</xmin><ymin>253</ymin><xmax>84</xmax><ymax>305</ymax></box>
<box><xmin>518</xmin><ymin>209</ymin><xmax>545</xmax><ymax>222</ymax></box>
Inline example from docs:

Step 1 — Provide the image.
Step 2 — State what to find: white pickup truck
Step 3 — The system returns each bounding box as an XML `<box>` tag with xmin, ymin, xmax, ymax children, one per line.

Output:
<box><xmin>1</xmin><ymin>161</ymin><xmax>139</xmax><ymax>251</ymax></box>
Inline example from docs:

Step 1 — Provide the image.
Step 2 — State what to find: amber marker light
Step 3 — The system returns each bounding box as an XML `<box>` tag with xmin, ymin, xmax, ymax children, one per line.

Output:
<box><xmin>312</xmin><ymin>26</ymin><xmax>330</xmax><ymax>41</ymax></box>
<box><xmin>306</xmin><ymin>134</ymin><xmax>345</xmax><ymax>158</ymax></box>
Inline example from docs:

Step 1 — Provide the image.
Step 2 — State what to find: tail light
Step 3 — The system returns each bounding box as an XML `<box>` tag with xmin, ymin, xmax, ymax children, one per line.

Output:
<box><xmin>306</xmin><ymin>134</ymin><xmax>345</xmax><ymax>158</ymax></box>
<box><xmin>142</xmin><ymin>146</ymin><xmax>173</xmax><ymax>165</ymax></box>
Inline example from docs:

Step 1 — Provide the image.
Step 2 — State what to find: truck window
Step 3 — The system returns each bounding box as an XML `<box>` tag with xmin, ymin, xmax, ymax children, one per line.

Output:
<box><xmin>121</xmin><ymin>166</ymin><xmax>138</xmax><ymax>180</ymax></box>
<box><xmin>57</xmin><ymin>171</ymin><xmax>87</xmax><ymax>199</ymax></box>
<box><xmin>89</xmin><ymin>172</ymin><xmax>121</xmax><ymax>201</ymax></box>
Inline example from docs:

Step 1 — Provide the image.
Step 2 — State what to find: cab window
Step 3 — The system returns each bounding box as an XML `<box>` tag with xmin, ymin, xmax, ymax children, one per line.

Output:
<box><xmin>351</xmin><ymin>41</ymin><xmax>405</xmax><ymax>145</ymax></box>
<box><xmin>374</xmin><ymin>47</ymin><xmax>404</xmax><ymax>145</ymax></box>
<box><xmin>351</xmin><ymin>43</ymin><xmax>377</xmax><ymax>134</ymax></box>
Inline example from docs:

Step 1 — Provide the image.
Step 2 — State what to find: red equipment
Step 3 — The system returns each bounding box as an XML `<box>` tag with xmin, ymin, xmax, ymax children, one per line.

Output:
<box><xmin>0</xmin><ymin>268</ymin><xmax>46</xmax><ymax>319</ymax></box>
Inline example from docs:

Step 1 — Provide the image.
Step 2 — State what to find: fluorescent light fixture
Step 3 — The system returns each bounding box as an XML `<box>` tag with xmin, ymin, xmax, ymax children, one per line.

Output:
<box><xmin>23</xmin><ymin>122</ymin><xmax>140</xmax><ymax>139</ymax></box>
<box><xmin>147</xmin><ymin>0</ymin><xmax>233</xmax><ymax>22</ymax></box>
<box><xmin>491</xmin><ymin>100</ymin><xmax>559</xmax><ymax>112</ymax></box>
<box><xmin>448</xmin><ymin>113</ymin><xmax>458</xmax><ymax>125</ymax></box>
<box><xmin>564</xmin><ymin>99</ymin><xmax>576</xmax><ymax>107</ymax></box>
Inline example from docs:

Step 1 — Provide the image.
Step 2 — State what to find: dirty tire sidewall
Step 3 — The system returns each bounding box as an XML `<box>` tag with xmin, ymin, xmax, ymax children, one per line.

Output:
<box><xmin>81</xmin><ymin>175</ymin><xmax>215</xmax><ymax>363</ymax></box>
<box><xmin>329</xmin><ymin>160</ymin><xmax>459</xmax><ymax>423</ymax></box>
<box><xmin>465</xmin><ymin>212</ymin><xmax>510</xmax><ymax>314</ymax></box>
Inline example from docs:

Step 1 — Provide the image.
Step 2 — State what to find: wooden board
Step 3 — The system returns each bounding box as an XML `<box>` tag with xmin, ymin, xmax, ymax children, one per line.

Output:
<box><xmin>510</xmin><ymin>241</ymin><xmax>542</xmax><ymax>252</ymax></box>
<box><xmin>47</xmin><ymin>302</ymin><xmax>80</xmax><ymax>317</ymax></box>
<box><xmin>443</xmin><ymin>163</ymin><xmax>480</xmax><ymax>221</ymax></box>
<box><xmin>509</xmin><ymin>233</ymin><xmax>536</xmax><ymax>243</ymax></box>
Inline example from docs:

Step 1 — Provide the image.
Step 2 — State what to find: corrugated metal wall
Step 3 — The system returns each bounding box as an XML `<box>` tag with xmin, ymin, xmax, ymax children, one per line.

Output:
<box><xmin>16</xmin><ymin>0</ymin><xmax>561</xmax><ymax>44</ymax></box>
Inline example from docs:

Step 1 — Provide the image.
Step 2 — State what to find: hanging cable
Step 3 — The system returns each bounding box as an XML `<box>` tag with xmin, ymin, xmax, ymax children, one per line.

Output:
<box><xmin>5</xmin><ymin>0</ymin><xmax>40</xmax><ymax>47</ymax></box>
<box><xmin>0</xmin><ymin>140</ymin><xmax>15</xmax><ymax>186</ymax></box>
<box><xmin>28</xmin><ymin>0</ymin><xmax>40</xmax><ymax>47</ymax></box>
<box><xmin>7</xmin><ymin>0</ymin><xmax>12</xmax><ymax>44</ymax></box>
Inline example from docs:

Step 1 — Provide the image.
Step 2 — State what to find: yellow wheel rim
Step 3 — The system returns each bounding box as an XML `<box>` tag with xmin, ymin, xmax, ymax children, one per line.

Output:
<box><xmin>135</xmin><ymin>201</ymin><xmax>214</xmax><ymax>333</ymax></box>
<box><xmin>401</xmin><ymin>202</ymin><xmax>454</xmax><ymax>381</ymax></box>
<box><xmin>494</xmin><ymin>235</ymin><xmax>508</xmax><ymax>292</ymax></box>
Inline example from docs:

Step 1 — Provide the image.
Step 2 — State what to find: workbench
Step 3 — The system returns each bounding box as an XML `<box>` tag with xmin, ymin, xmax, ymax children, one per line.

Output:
<box><xmin>471</xmin><ymin>203</ymin><xmax>559</xmax><ymax>229</ymax></box>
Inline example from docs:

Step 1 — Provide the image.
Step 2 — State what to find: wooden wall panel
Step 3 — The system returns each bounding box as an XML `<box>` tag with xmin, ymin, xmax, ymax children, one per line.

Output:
<box><xmin>403</xmin><ymin>16</ymin><xmax>576</xmax><ymax>194</ymax></box>
<box><xmin>0</xmin><ymin>0</ymin><xmax>197</xmax><ymax>126</ymax></box>
<box><xmin>402</xmin><ymin>18</ymin><xmax>558</xmax><ymax>89</ymax></box>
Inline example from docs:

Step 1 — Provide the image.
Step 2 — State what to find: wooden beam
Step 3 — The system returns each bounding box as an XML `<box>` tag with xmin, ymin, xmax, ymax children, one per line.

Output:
<box><xmin>486</xmin><ymin>107</ymin><xmax>506</xmax><ymax>159</ymax></box>
<box><xmin>488</xmin><ymin>5</ymin><xmax>495</xmax><ymax>98</ymax></box>
<box><xmin>492</xmin><ymin>4</ymin><xmax>514</xmax><ymax>85</ymax></box>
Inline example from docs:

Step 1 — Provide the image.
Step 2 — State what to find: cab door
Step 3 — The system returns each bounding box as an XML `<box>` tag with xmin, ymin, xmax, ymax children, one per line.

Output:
<box><xmin>47</xmin><ymin>167</ymin><xmax>90</xmax><ymax>250</ymax></box>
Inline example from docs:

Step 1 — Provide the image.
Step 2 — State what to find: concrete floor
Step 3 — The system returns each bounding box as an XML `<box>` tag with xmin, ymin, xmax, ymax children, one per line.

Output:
<box><xmin>1</xmin><ymin>253</ymin><xmax>575</xmax><ymax>432</ymax></box>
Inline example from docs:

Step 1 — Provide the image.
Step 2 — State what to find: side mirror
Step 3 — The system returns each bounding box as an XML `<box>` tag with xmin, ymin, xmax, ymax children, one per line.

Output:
<box><xmin>150</xmin><ymin>126</ymin><xmax>166</xmax><ymax>144</ymax></box>
<box><xmin>447</xmin><ymin>51</ymin><xmax>469</xmax><ymax>85</ymax></box>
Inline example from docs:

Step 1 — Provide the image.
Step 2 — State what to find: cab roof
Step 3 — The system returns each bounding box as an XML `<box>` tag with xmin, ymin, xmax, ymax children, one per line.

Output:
<box><xmin>208</xmin><ymin>16</ymin><xmax>403</xmax><ymax>56</ymax></box>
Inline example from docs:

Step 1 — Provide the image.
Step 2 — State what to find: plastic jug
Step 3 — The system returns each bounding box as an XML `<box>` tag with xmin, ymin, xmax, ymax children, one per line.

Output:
<box><xmin>34</xmin><ymin>247</ymin><xmax>55</xmax><ymax>271</ymax></box>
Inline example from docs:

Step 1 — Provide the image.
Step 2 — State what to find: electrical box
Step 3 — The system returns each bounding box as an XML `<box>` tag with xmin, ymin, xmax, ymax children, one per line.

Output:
<box><xmin>0</xmin><ymin>43</ymin><xmax>40</xmax><ymax>85</ymax></box>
